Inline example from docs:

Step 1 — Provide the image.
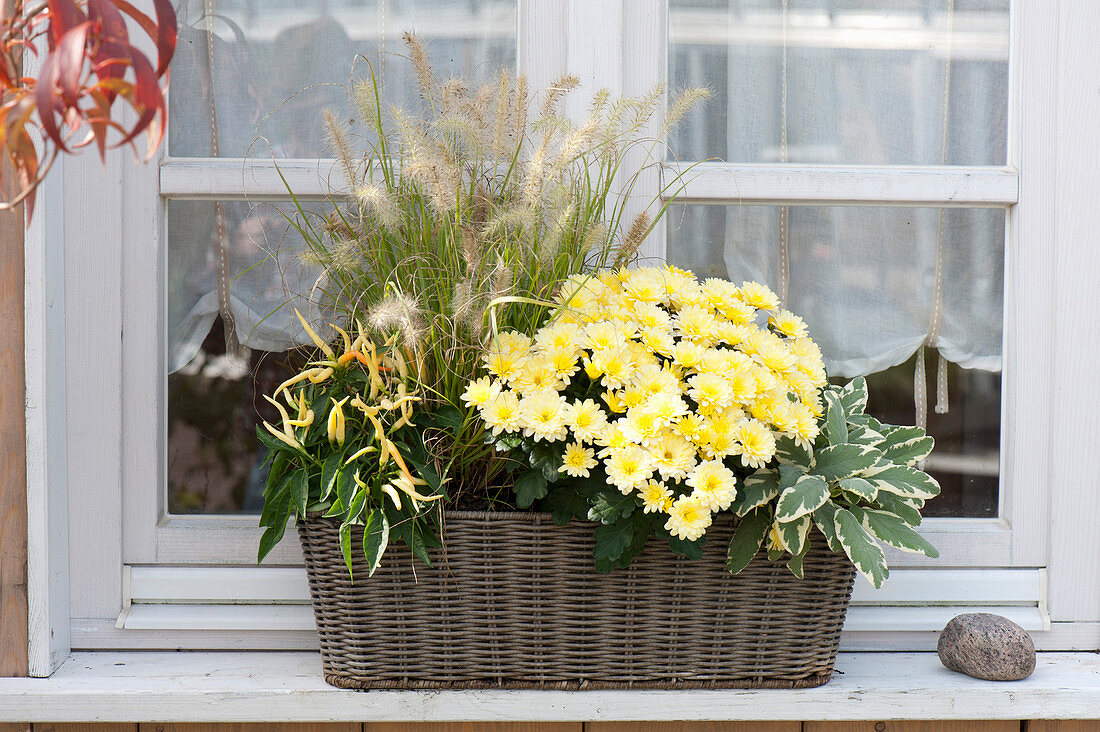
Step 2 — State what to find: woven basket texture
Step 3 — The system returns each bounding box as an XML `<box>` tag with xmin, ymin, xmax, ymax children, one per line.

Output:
<box><xmin>298</xmin><ymin>510</ymin><xmax>856</xmax><ymax>691</ymax></box>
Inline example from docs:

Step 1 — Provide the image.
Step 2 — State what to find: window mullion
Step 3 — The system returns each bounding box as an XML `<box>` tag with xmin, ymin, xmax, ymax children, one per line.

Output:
<box><xmin>660</xmin><ymin>162</ymin><xmax>1019</xmax><ymax>207</ymax></box>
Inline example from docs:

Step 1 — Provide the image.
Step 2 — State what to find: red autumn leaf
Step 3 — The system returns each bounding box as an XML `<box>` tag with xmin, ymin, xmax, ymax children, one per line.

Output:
<box><xmin>0</xmin><ymin>0</ymin><xmax>177</xmax><ymax>222</ymax></box>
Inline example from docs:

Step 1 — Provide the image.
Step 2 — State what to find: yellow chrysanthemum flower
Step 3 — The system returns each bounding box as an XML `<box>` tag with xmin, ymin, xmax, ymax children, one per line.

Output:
<box><xmin>639</xmin><ymin>479</ymin><xmax>674</xmax><ymax>514</ymax></box>
<box><xmin>665</xmin><ymin>495</ymin><xmax>713</xmax><ymax>541</ymax></box>
<box><xmin>688</xmin><ymin>372</ymin><xmax>734</xmax><ymax>410</ymax></box>
<box><xmin>484</xmin><ymin>347</ymin><xmax>524</xmax><ymax>383</ymax></box>
<box><xmin>686</xmin><ymin>459</ymin><xmax>738</xmax><ymax>511</ymax></box>
<box><xmin>584</xmin><ymin>321</ymin><xmax>628</xmax><ymax>352</ymax></box>
<box><xmin>519</xmin><ymin>390</ymin><xmax>569</xmax><ymax>442</ymax></box>
<box><xmin>738</xmin><ymin>281</ymin><xmax>781</xmax><ymax>311</ymax></box>
<box><xmin>769</xmin><ymin>309</ymin><xmax>809</xmax><ymax>339</ymax></box>
<box><xmin>535</xmin><ymin>321</ymin><xmax>582</xmax><ymax>352</ymax></box>
<box><xmin>513</xmin><ymin>357</ymin><xmax>561</xmax><ymax>394</ymax></box>
<box><xmin>605</xmin><ymin>445</ymin><xmax>655</xmax><ymax>494</ymax></box>
<box><xmin>590</xmin><ymin>346</ymin><xmax>637</xmax><ymax>389</ymax></box>
<box><xmin>461</xmin><ymin>376</ymin><xmax>501</xmax><ymax>408</ymax></box>
<box><xmin>567</xmin><ymin>398</ymin><xmax>609</xmax><ymax>443</ymax></box>
<box><xmin>675</xmin><ymin>305</ymin><xmax>719</xmax><ymax>343</ymax></box>
<box><xmin>671</xmin><ymin>340</ymin><xmax>705</xmax><ymax>369</ymax></box>
<box><xmin>481</xmin><ymin>390</ymin><xmax>522</xmax><ymax>435</ymax></box>
<box><xmin>623</xmin><ymin>405</ymin><xmax>665</xmax><ymax>445</ymax></box>
<box><xmin>649</xmin><ymin>432</ymin><xmax>697</xmax><ymax>481</ymax></box>
<box><xmin>733</xmin><ymin>419</ymin><xmax>777</xmax><ymax>469</ymax></box>
<box><xmin>560</xmin><ymin>442</ymin><xmax>597</xmax><ymax>478</ymax></box>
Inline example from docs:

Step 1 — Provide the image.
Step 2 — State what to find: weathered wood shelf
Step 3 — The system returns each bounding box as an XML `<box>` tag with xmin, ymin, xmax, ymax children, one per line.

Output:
<box><xmin>0</xmin><ymin>652</ymin><xmax>1095</xmax><ymax>722</ymax></box>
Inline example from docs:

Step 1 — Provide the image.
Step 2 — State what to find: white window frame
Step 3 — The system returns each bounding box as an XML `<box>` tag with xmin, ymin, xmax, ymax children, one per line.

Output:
<box><xmin>24</xmin><ymin>0</ymin><xmax>1100</xmax><ymax>675</ymax></box>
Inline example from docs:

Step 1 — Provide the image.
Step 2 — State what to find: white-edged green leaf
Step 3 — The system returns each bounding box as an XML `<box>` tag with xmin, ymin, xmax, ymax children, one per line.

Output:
<box><xmin>839</xmin><ymin>476</ymin><xmax>878</xmax><ymax>502</ymax></box>
<box><xmin>847</xmin><ymin>423</ymin><xmax>885</xmax><ymax>446</ymax></box>
<box><xmin>823</xmin><ymin>391</ymin><xmax>848</xmax><ymax>446</ymax></box>
<box><xmin>736</xmin><ymin>468</ymin><xmax>780</xmax><ymax>517</ymax></box>
<box><xmin>834</xmin><ymin>508</ymin><xmax>889</xmax><ymax>588</ymax></box>
<box><xmin>839</xmin><ymin>377</ymin><xmax>869</xmax><ymax>416</ymax></box>
<box><xmin>813</xmin><ymin>444</ymin><xmax>882</xmax><ymax>481</ymax></box>
<box><xmin>775</xmin><ymin>474</ymin><xmax>830</xmax><ymax>522</ymax></box>
<box><xmin>880</xmin><ymin>426</ymin><xmax>935</xmax><ymax>465</ymax></box>
<box><xmin>812</xmin><ymin>500</ymin><xmax>844</xmax><ymax>552</ymax></box>
<box><xmin>863</xmin><ymin>464</ymin><xmax>941</xmax><ymax>500</ymax></box>
<box><xmin>362</xmin><ymin>510</ymin><xmax>390</xmax><ymax>577</ymax></box>
<box><xmin>872</xmin><ymin>492</ymin><xmax>924</xmax><ymax>526</ymax></box>
<box><xmin>774</xmin><ymin>515</ymin><xmax>811</xmax><ymax>556</ymax></box>
<box><xmin>727</xmin><ymin>508</ymin><xmax>771</xmax><ymax>574</ymax></box>
<box><xmin>774</xmin><ymin>435</ymin><xmax>813</xmax><ymax>468</ymax></box>
<box><xmin>852</xmin><ymin>507</ymin><xmax>939</xmax><ymax>558</ymax></box>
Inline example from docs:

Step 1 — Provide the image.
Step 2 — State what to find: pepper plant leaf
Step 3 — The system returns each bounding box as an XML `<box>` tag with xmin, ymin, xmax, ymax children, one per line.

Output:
<box><xmin>361</xmin><ymin>509</ymin><xmax>390</xmax><ymax>576</ymax></box>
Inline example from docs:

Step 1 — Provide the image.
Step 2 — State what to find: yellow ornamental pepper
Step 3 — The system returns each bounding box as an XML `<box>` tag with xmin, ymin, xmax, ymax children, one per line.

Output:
<box><xmin>294</xmin><ymin>309</ymin><xmax>335</xmax><ymax>359</ymax></box>
<box><xmin>286</xmin><ymin>391</ymin><xmax>314</xmax><ymax>428</ymax></box>
<box><xmin>261</xmin><ymin>395</ymin><xmax>304</xmax><ymax>451</ymax></box>
<box><xmin>327</xmin><ymin>397</ymin><xmax>349</xmax><ymax>445</ymax></box>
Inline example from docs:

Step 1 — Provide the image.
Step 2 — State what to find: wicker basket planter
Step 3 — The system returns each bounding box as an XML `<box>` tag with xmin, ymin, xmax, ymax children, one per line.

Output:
<box><xmin>298</xmin><ymin>510</ymin><xmax>856</xmax><ymax>690</ymax></box>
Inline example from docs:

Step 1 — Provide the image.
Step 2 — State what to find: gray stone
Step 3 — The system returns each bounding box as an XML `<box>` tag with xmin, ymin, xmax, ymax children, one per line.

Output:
<box><xmin>937</xmin><ymin>612</ymin><xmax>1036</xmax><ymax>681</ymax></box>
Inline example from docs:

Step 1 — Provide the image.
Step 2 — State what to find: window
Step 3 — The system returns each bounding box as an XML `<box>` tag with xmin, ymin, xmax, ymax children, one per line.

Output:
<box><xmin>40</xmin><ymin>0</ymin><xmax>1095</xmax><ymax>660</ymax></box>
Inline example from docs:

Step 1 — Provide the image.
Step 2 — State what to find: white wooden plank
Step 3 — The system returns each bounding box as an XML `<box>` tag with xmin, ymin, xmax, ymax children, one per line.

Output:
<box><xmin>158</xmin><ymin>157</ymin><xmax>344</xmax><ymax>200</ymax></box>
<box><xmin>660</xmin><ymin>162</ymin><xmax>1019</xmax><ymax>206</ymax></box>
<box><xmin>70</xmin><ymin>619</ymin><xmax>1098</xmax><ymax>653</ymax></box>
<box><xmin>841</xmin><ymin>621</ymin><xmax>1100</xmax><ymax>652</ymax></box>
<box><xmin>128</xmin><ymin>567</ymin><xmax>311</xmax><ymax>603</ymax></box>
<box><xmin>64</xmin><ymin>141</ymin><xmax>125</xmax><ymax>621</ymax></box>
<box><xmin>124</xmin><ymin>566</ymin><xmax>1041</xmax><ymax>607</ymax></box>
<box><xmin>119</xmin><ymin>138</ymin><xmax>164</xmax><ymax>565</ymax></box>
<box><xmin>0</xmin><ymin>651</ymin><xmax>1096</xmax><ymax>721</ymax></box>
<box><xmin>1001</xmin><ymin>0</ymin><xmax>1058</xmax><ymax>571</ymax></box>
<box><xmin>160</xmin><ymin>158</ymin><xmax>1021</xmax><ymax>207</ymax></box>
<box><xmin>669</xmin><ymin>9</ymin><xmax>1008</xmax><ymax>59</ymax></box>
<box><xmin>70</xmin><ymin>619</ymin><xmax>319</xmax><ymax>651</ymax></box>
<box><xmin>1049</xmin><ymin>0</ymin><xmax>1100</xmax><ymax>623</ymax></box>
<box><xmin>116</xmin><ymin>602</ymin><xmax>1044</xmax><ymax>634</ymax></box>
<box><xmin>23</xmin><ymin>145</ymin><xmax>70</xmax><ymax>678</ymax></box>
<box><xmin>518</xmin><ymin>0</ymin><xmax>567</xmax><ymax>91</ymax></box>
<box><xmin>145</xmin><ymin>515</ymin><xmax>1014</xmax><ymax>566</ymax></box>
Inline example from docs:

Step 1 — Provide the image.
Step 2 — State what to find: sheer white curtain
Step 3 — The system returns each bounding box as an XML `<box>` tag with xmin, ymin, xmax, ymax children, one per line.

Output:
<box><xmin>668</xmin><ymin>0</ymin><xmax>1009</xmax><ymax>421</ymax></box>
<box><xmin>165</xmin><ymin>0</ymin><xmax>518</xmax><ymax>373</ymax></box>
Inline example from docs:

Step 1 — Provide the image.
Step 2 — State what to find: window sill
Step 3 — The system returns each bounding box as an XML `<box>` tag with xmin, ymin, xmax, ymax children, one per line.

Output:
<box><xmin>0</xmin><ymin>652</ymin><xmax>1097</xmax><ymax>722</ymax></box>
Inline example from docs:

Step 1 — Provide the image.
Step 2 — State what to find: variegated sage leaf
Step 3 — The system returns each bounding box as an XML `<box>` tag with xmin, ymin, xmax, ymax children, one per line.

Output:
<box><xmin>834</xmin><ymin>507</ymin><xmax>889</xmax><ymax>588</ymax></box>
<box><xmin>775</xmin><ymin>474</ymin><xmax>830</xmax><ymax>522</ymax></box>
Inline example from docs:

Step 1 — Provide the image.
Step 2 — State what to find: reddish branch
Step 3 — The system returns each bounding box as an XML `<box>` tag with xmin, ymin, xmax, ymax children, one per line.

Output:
<box><xmin>0</xmin><ymin>0</ymin><xmax>176</xmax><ymax>221</ymax></box>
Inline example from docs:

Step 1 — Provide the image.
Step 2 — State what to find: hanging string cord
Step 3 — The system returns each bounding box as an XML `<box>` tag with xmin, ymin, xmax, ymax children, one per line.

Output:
<box><xmin>776</xmin><ymin>0</ymin><xmax>790</xmax><ymax>304</ymax></box>
<box><xmin>916</xmin><ymin>0</ymin><xmax>955</xmax><ymax>429</ymax></box>
<box><xmin>204</xmin><ymin>0</ymin><xmax>242</xmax><ymax>356</ymax></box>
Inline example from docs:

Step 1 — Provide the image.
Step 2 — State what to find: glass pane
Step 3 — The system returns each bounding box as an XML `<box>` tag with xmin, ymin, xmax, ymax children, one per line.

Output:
<box><xmin>167</xmin><ymin>198</ymin><xmax>329</xmax><ymax>515</ymax></box>
<box><xmin>169</xmin><ymin>0</ymin><xmax>518</xmax><ymax>158</ymax></box>
<box><xmin>168</xmin><ymin>319</ymin><xmax>297</xmax><ymax>514</ymax></box>
<box><xmin>667</xmin><ymin>204</ymin><xmax>1003</xmax><ymax>517</ymax></box>
<box><xmin>668</xmin><ymin>0</ymin><xmax>1010</xmax><ymax>164</ymax></box>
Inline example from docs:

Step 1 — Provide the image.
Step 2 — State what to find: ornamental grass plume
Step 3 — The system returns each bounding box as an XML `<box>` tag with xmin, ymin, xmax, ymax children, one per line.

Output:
<box><xmin>276</xmin><ymin>32</ymin><xmax>707</xmax><ymax>501</ymax></box>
